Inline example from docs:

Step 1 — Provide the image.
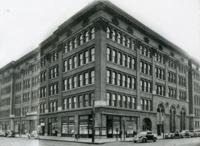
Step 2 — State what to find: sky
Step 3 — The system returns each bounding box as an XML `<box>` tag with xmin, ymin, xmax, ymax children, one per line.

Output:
<box><xmin>0</xmin><ymin>0</ymin><xmax>200</xmax><ymax>68</ymax></box>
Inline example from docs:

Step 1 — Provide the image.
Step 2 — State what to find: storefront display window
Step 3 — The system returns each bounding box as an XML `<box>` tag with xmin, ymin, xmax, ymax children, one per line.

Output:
<box><xmin>61</xmin><ymin>116</ymin><xmax>75</xmax><ymax>136</ymax></box>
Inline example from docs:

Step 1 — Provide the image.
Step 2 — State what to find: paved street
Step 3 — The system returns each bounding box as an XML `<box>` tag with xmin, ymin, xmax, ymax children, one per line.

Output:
<box><xmin>39</xmin><ymin>138</ymin><xmax>200</xmax><ymax>146</ymax></box>
<box><xmin>0</xmin><ymin>137</ymin><xmax>199</xmax><ymax>146</ymax></box>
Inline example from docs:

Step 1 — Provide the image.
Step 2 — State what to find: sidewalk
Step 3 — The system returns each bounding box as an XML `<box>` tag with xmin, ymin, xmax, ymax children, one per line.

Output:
<box><xmin>15</xmin><ymin>135</ymin><xmax>164</xmax><ymax>144</ymax></box>
<box><xmin>39</xmin><ymin>136</ymin><xmax>118</xmax><ymax>144</ymax></box>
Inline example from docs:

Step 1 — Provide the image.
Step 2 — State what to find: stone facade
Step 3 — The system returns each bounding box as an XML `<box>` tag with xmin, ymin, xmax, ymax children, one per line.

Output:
<box><xmin>0</xmin><ymin>0</ymin><xmax>199</xmax><ymax>138</ymax></box>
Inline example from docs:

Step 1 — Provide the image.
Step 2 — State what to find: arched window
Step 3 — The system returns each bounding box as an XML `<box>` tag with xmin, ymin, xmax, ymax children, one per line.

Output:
<box><xmin>180</xmin><ymin>108</ymin><xmax>186</xmax><ymax>131</ymax></box>
<box><xmin>170</xmin><ymin>106</ymin><xmax>176</xmax><ymax>132</ymax></box>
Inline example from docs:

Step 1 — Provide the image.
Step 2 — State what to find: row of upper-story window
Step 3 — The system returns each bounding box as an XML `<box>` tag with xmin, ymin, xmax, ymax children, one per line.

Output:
<box><xmin>0</xmin><ymin>85</ymin><xmax>11</xmax><ymax>95</ymax></box>
<box><xmin>155</xmin><ymin>67</ymin><xmax>165</xmax><ymax>80</ymax></box>
<box><xmin>107</xmin><ymin>47</ymin><xmax>136</xmax><ymax>70</ymax></box>
<box><xmin>107</xmin><ymin>47</ymin><xmax>186</xmax><ymax>83</ymax></box>
<box><xmin>193</xmin><ymin>72</ymin><xmax>200</xmax><ymax>81</ymax></box>
<box><xmin>106</xmin><ymin>27</ymin><xmax>136</xmax><ymax>51</ymax></box>
<box><xmin>0</xmin><ymin>98</ymin><xmax>10</xmax><ymax>106</ymax></box>
<box><xmin>14</xmin><ymin>91</ymin><xmax>38</xmax><ymax>105</ymax></box>
<box><xmin>63</xmin><ymin>69</ymin><xmax>95</xmax><ymax>91</ymax></box>
<box><xmin>14</xmin><ymin>67</ymin><xmax>39</xmax><ymax>81</ymax></box>
<box><xmin>106</xmin><ymin>26</ymin><xmax>188</xmax><ymax>73</ymax></box>
<box><xmin>140</xmin><ymin>60</ymin><xmax>152</xmax><ymax>75</ymax></box>
<box><xmin>155</xmin><ymin>83</ymin><xmax>186</xmax><ymax>101</ymax></box>
<box><xmin>40</xmin><ymin>69</ymin><xmax>95</xmax><ymax>98</ymax></box>
<box><xmin>168</xmin><ymin>87</ymin><xmax>177</xmax><ymax>99</ymax></box>
<box><xmin>41</xmin><ymin>51</ymin><xmax>58</xmax><ymax>67</ymax></box>
<box><xmin>64</xmin><ymin>27</ymin><xmax>95</xmax><ymax>54</ymax></box>
<box><xmin>63</xmin><ymin>92</ymin><xmax>94</xmax><ymax>110</ymax></box>
<box><xmin>0</xmin><ymin>110</ymin><xmax>9</xmax><ymax>117</ymax></box>
<box><xmin>141</xmin><ymin>98</ymin><xmax>153</xmax><ymax>111</ymax></box>
<box><xmin>22</xmin><ymin>106</ymin><xmax>29</xmax><ymax>116</ymax></box>
<box><xmin>0</xmin><ymin>75</ymin><xmax>12</xmax><ymax>84</ymax></box>
<box><xmin>14</xmin><ymin>76</ymin><xmax>39</xmax><ymax>92</ymax></box>
<box><xmin>195</xmin><ymin>121</ymin><xmax>200</xmax><ymax>129</ymax></box>
<box><xmin>106</xmin><ymin>69</ymin><xmax>136</xmax><ymax>90</ymax></box>
<box><xmin>194</xmin><ymin>82</ymin><xmax>200</xmax><ymax>93</ymax></box>
<box><xmin>40</xmin><ymin>27</ymin><xmax>95</xmax><ymax>68</ymax></box>
<box><xmin>40</xmin><ymin>48</ymin><xmax>95</xmax><ymax>82</ymax></box>
<box><xmin>106</xmin><ymin>91</ymin><xmax>137</xmax><ymax>109</ymax></box>
<box><xmin>194</xmin><ymin>95</ymin><xmax>200</xmax><ymax>106</ymax></box>
<box><xmin>140</xmin><ymin>79</ymin><xmax>152</xmax><ymax>93</ymax></box>
<box><xmin>40</xmin><ymin>91</ymin><xmax>94</xmax><ymax>113</ymax></box>
<box><xmin>107</xmin><ymin>67</ymin><xmax>186</xmax><ymax>97</ymax></box>
<box><xmin>195</xmin><ymin>108</ymin><xmax>200</xmax><ymax>117</ymax></box>
<box><xmin>63</xmin><ymin>47</ymin><xmax>95</xmax><ymax>72</ymax></box>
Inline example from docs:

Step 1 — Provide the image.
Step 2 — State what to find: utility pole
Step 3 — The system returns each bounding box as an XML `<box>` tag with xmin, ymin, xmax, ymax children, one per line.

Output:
<box><xmin>91</xmin><ymin>99</ymin><xmax>95</xmax><ymax>143</ymax></box>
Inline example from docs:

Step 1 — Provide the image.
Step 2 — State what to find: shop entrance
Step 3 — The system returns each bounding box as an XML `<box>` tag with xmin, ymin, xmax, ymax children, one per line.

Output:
<box><xmin>142</xmin><ymin>118</ymin><xmax>152</xmax><ymax>131</ymax></box>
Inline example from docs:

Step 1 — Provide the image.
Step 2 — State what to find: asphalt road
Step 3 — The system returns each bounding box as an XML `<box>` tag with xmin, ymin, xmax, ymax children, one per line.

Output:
<box><xmin>0</xmin><ymin>137</ymin><xmax>199</xmax><ymax>146</ymax></box>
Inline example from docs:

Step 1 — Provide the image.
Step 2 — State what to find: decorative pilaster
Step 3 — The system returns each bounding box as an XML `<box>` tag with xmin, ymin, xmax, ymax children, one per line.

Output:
<box><xmin>164</xmin><ymin>54</ymin><xmax>169</xmax><ymax>98</ymax></box>
<box><xmin>135</xmin><ymin>39</ymin><xmax>141</xmax><ymax>110</ymax></box>
<box><xmin>93</xmin><ymin>18</ymin><xmax>108</xmax><ymax>106</ymax></box>
<box><xmin>176</xmin><ymin>61</ymin><xmax>179</xmax><ymax>100</ymax></box>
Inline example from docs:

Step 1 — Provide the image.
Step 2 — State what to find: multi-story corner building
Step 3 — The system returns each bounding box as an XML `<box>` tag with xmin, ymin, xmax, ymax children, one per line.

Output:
<box><xmin>0</xmin><ymin>49</ymin><xmax>40</xmax><ymax>135</ymax></box>
<box><xmin>0</xmin><ymin>0</ymin><xmax>199</xmax><ymax>138</ymax></box>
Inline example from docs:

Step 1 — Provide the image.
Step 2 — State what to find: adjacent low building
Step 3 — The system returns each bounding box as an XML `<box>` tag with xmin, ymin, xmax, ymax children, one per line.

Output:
<box><xmin>0</xmin><ymin>0</ymin><xmax>199</xmax><ymax>138</ymax></box>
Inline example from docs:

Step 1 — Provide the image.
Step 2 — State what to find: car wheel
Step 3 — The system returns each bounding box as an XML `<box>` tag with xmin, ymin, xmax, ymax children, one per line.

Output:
<box><xmin>142</xmin><ymin>138</ymin><xmax>146</xmax><ymax>143</ymax></box>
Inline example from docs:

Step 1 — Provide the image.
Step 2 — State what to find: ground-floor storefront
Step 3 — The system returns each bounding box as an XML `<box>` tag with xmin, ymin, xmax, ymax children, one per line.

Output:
<box><xmin>0</xmin><ymin>116</ymin><xmax>38</xmax><ymax>134</ymax></box>
<box><xmin>39</xmin><ymin>107</ymin><xmax>157</xmax><ymax>138</ymax></box>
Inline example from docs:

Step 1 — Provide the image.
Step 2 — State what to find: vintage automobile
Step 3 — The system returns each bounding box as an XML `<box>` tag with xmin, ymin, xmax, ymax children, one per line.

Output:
<box><xmin>165</xmin><ymin>133</ymin><xmax>175</xmax><ymax>139</ymax></box>
<box><xmin>133</xmin><ymin>131</ymin><xmax>157</xmax><ymax>143</ymax></box>
<box><xmin>180</xmin><ymin>130</ymin><xmax>192</xmax><ymax>138</ymax></box>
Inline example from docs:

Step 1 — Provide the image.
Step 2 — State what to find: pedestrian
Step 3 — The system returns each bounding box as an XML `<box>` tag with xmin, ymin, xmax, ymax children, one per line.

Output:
<box><xmin>115</xmin><ymin>128</ymin><xmax>119</xmax><ymax>141</ymax></box>
<box><xmin>119</xmin><ymin>130</ymin><xmax>122</xmax><ymax>140</ymax></box>
<box><xmin>27</xmin><ymin>132</ymin><xmax>31</xmax><ymax>139</ymax></box>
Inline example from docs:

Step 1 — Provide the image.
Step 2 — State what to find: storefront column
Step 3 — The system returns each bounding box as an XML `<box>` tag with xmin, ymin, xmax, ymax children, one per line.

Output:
<box><xmin>57</xmin><ymin>116</ymin><xmax>62</xmax><ymax>137</ymax></box>
<box><xmin>45</xmin><ymin>118</ymin><xmax>48</xmax><ymax>136</ymax></box>
<box><xmin>74</xmin><ymin>115</ymin><xmax>79</xmax><ymax>135</ymax></box>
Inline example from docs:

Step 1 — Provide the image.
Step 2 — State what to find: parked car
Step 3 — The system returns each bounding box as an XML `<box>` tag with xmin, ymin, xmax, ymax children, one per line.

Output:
<box><xmin>5</xmin><ymin>130</ymin><xmax>15</xmax><ymax>137</ymax></box>
<box><xmin>180</xmin><ymin>130</ymin><xmax>192</xmax><ymax>138</ymax></box>
<box><xmin>194</xmin><ymin>129</ymin><xmax>200</xmax><ymax>137</ymax></box>
<box><xmin>173</xmin><ymin>131</ymin><xmax>183</xmax><ymax>139</ymax></box>
<box><xmin>133</xmin><ymin>131</ymin><xmax>157</xmax><ymax>143</ymax></box>
<box><xmin>165</xmin><ymin>133</ymin><xmax>175</xmax><ymax>139</ymax></box>
<box><xmin>0</xmin><ymin>131</ymin><xmax>6</xmax><ymax>137</ymax></box>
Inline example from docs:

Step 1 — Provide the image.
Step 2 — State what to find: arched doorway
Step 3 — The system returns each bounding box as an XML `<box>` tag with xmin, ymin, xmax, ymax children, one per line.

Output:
<box><xmin>142</xmin><ymin>118</ymin><xmax>152</xmax><ymax>131</ymax></box>
<box><xmin>180</xmin><ymin>108</ymin><xmax>186</xmax><ymax>131</ymax></box>
<box><xmin>157</xmin><ymin>104</ymin><xmax>165</xmax><ymax>135</ymax></box>
<box><xmin>170</xmin><ymin>106</ymin><xmax>176</xmax><ymax>132</ymax></box>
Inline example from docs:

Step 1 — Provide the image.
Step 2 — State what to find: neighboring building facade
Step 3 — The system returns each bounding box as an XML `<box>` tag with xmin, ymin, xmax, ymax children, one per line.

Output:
<box><xmin>0</xmin><ymin>0</ymin><xmax>199</xmax><ymax>138</ymax></box>
<box><xmin>188</xmin><ymin>61</ymin><xmax>200</xmax><ymax>130</ymax></box>
<box><xmin>0</xmin><ymin>49</ymin><xmax>40</xmax><ymax>135</ymax></box>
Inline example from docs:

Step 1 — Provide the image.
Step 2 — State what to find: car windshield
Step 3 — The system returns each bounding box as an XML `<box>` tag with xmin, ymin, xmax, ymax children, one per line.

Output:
<box><xmin>137</xmin><ymin>131</ymin><xmax>147</xmax><ymax>136</ymax></box>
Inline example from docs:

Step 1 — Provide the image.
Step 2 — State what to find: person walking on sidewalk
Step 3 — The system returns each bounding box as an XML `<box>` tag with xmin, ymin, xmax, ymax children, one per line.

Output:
<box><xmin>115</xmin><ymin>128</ymin><xmax>119</xmax><ymax>141</ymax></box>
